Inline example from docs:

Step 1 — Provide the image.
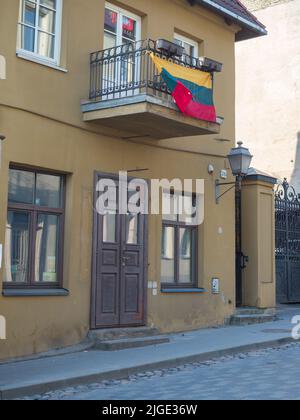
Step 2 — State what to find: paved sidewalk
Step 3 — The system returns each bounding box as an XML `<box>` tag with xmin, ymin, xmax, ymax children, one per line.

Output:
<box><xmin>0</xmin><ymin>305</ymin><xmax>299</xmax><ymax>400</ymax></box>
<box><xmin>63</xmin><ymin>343</ymin><xmax>300</xmax><ymax>401</ymax></box>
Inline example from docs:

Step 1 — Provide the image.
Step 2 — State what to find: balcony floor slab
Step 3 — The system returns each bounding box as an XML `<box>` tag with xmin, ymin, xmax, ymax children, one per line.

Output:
<box><xmin>81</xmin><ymin>95</ymin><xmax>220</xmax><ymax>140</ymax></box>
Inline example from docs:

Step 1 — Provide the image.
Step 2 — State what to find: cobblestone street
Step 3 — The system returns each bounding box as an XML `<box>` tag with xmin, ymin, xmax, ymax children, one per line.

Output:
<box><xmin>24</xmin><ymin>342</ymin><xmax>300</xmax><ymax>401</ymax></box>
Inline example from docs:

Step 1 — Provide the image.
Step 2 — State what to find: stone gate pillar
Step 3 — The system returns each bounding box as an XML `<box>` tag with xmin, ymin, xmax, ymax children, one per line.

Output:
<box><xmin>241</xmin><ymin>169</ymin><xmax>277</xmax><ymax>309</ymax></box>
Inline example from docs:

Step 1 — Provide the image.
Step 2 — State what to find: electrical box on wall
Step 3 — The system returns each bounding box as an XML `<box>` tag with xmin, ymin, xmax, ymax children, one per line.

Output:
<box><xmin>212</xmin><ymin>278</ymin><xmax>220</xmax><ymax>294</ymax></box>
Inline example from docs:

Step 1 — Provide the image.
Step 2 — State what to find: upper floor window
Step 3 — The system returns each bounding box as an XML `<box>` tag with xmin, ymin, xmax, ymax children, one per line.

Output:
<box><xmin>104</xmin><ymin>2</ymin><xmax>141</xmax><ymax>50</ymax></box>
<box><xmin>17</xmin><ymin>0</ymin><xmax>63</xmax><ymax>64</ymax></box>
<box><xmin>174</xmin><ymin>33</ymin><xmax>198</xmax><ymax>59</ymax></box>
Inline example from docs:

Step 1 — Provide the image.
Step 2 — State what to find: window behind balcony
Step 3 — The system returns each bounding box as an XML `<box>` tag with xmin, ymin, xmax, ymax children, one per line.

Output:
<box><xmin>174</xmin><ymin>33</ymin><xmax>199</xmax><ymax>66</ymax></box>
<box><xmin>103</xmin><ymin>3</ymin><xmax>141</xmax><ymax>98</ymax></box>
<box><xmin>17</xmin><ymin>0</ymin><xmax>62</xmax><ymax>64</ymax></box>
<box><xmin>174</xmin><ymin>34</ymin><xmax>198</xmax><ymax>58</ymax></box>
<box><xmin>104</xmin><ymin>3</ymin><xmax>141</xmax><ymax>50</ymax></box>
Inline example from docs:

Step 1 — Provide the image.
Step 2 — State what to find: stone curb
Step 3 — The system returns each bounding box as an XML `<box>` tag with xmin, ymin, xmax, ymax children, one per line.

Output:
<box><xmin>0</xmin><ymin>336</ymin><xmax>294</xmax><ymax>400</ymax></box>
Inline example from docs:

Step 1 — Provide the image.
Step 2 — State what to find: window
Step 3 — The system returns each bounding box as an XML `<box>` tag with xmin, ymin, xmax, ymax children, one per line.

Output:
<box><xmin>104</xmin><ymin>3</ymin><xmax>141</xmax><ymax>50</ymax></box>
<box><xmin>161</xmin><ymin>192</ymin><xmax>198</xmax><ymax>288</ymax></box>
<box><xmin>174</xmin><ymin>33</ymin><xmax>199</xmax><ymax>65</ymax></box>
<box><xmin>103</xmin><ymin>3</ymin><xmax>141</xmax><ymax>97</ymax></box>
<box><xmin>4</xmin><ymin>167</ymin><xmax>65</xmax><ymax>289</ymax></box>
<box><xmin>17</xmin><ymin>0</ymin><xmax>62</xmax><ymax>64</ymax></box>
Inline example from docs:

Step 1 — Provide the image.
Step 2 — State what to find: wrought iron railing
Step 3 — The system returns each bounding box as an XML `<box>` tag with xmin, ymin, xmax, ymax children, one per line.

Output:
<box><xmin>275</xmin><ymin>179</ymin><xmax>300</xmax><ymax>302</ymax></box>
<box><xmin>275</xmin><ymin>179</ymin><xmax>300</xmax><ymax>259</ymax></box>
<box><xmin>89</xmin><ymin>39</ymin><xmax>211</xmax><ymax>102</ymax></box>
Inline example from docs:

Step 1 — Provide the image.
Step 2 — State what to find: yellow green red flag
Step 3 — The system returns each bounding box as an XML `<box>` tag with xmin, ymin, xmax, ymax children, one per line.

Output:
<box><xmin>150</xmin><ymin>53</ymin><xmax>216</xmax><ymax>123</ymax></box>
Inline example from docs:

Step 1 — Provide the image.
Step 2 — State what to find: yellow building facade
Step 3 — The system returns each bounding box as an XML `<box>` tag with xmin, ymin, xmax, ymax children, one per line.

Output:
<box><xmin>0</xmin><ymin>0</ymin><xmax>268</xmax><ymax>361</ymax></box>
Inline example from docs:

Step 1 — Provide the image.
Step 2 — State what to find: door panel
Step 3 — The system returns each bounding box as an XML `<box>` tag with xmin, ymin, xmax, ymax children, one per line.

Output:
<box><xmin>92</xmin><ymin>173</ymin><xmax>147</xmax><ymax>329</ymax></box>
<box><xmin>95</xmin><ymin>213</ymin><xmax>121</xmax><ymax>327</ymax></box>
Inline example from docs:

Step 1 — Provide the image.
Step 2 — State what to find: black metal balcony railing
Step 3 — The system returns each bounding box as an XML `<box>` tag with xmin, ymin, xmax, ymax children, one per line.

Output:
<box><xmin>89</xmin><ymin>39</ymin><xmax>212</xmax><ymax>102</ymax></box>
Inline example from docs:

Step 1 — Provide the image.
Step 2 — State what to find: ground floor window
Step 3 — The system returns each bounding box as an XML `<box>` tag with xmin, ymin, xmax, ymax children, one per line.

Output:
<box><xmin>4</xmin><ymin>166</ymin><xmax>65</xmax><ymax>288</ymax></box>
<box><xmin>161</xmin><ymin>191</ymin><xmax>198</xmax><ymax>288</ymax></box>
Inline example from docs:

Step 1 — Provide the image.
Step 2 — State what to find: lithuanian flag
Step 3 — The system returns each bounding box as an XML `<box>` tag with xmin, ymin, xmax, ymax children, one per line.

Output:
<box><xmin>150</xmin><ymin>54</ymin><xmax>216</xmax><ymax>123</ymax></box>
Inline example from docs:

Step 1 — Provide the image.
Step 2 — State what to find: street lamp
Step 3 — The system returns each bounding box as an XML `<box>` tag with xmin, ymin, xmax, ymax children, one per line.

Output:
<box><xmin>215</xmin><ymin>141</ymin><xmax>253</xmax><ymax>204</ymax></box>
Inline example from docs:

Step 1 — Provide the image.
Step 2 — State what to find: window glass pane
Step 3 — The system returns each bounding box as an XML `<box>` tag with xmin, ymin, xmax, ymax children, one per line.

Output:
<box><xmin>103</xmin><ymin>32</ymin><xmax>117</xmax><ymax>92</ymax></box>
<box><xmin>179</xmin><ymin>228</ymin><xmax>194</xmax><ymax>284</ymax></box>
<box><xmin>183</xmin><ymin>42</ymin><xmax>194</xmax><ymax>57</ymax></box>
<box><xmin>22</xmin><ymin>0</ymin><xmax>36</xmax><ymax>26</ymax></box>
<box><xmin>162</xmin><ymin>192</ymin><xmax>178</xmax><ymax>222</ymax></box>
<box><xmin>8</xmin><ymin>169</ymin><xmax>35</xmax><ymax>205</ymax></box>
<box><xmin>126</xmin><ymin>213</ymin><xmax>139</xmax><ymax>245</ymax></box>
<box><xmin>39</xmin><ymin>6</ymin><xmax>56</xmax><ymax>33</ymax></box>
<box><xmin>104</xmin><ymin>31</ymin><xmax>117</xmax><ymax>50</ymax></box>
<box><xmin>37</xmin><ymin>31</ymin><xmax>55</xmax><ymax>58</ymax></box>
<box><xmin>104</xmin><ymin>8</ymin><xmax>117</xmax><ymax>34</ymax></box>
<box><xmin>35</xmin><ymin>214</ymin><xmax>59</xmax><ymax>283</ymax></box>
<box><xmin>36</xmin><ymin>173</ymin><xmax>62</xmax><ymax>208</ymax></box>
<box><xmin>40</xmin><ymin>0</ymin><xmax>56</xmax><ymax>9</ymax></box>
<box><xmin>122</xmin><ymin>16</ymin><xmax>136</xmax><ymax>41</ymax></box>
<box><xmin>103</xmin><ymin>212</ymin><xmax>117</xmax><ymax>243</ymax></box>
<box><xmin>5</xmin><ymin>211</ymin><xmax>30</xmax><ymax>283</ymax></box>
<box><xmin>179</xmin><ymin>194</ymin><xmax>196</xmax><ymax>224</ymax></box>
<box><xmin>120</xmin><ymin>43</ymin><xmax>135</xmax><ymax>86</ymax></box>
<box><xmin>161</xmin><ymin>226</ymin><xmax>175</xmax><ymax>284</ymax></box>
<box><xmin>20</xmin><ymin>24</ymin><xmax>35</xmax><ymax>52</ymax></box>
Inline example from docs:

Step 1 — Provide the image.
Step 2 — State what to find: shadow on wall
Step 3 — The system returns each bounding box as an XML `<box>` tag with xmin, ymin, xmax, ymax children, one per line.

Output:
<box><xmin>291</xmin><ymin>132</ymin><xmax>300</xmax><ymax>192</ymax></box>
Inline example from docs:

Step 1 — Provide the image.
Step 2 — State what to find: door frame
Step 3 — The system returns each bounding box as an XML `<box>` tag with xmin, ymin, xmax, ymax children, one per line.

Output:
<box><xmin>90</xmin><ymin>171</ymin><xmax>148</xmax><ymax>329</ymax></box>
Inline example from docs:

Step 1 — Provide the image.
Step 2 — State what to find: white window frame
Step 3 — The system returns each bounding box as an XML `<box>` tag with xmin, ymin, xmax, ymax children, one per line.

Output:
<box><xmin>174</xmin><ymin>33</ymin><xmax>199</xmax><ymax>58</ymax></box>
<box><xmin>17</xmin><ymin>0</ymin><xmax>63</xmax><ymax>66</ymax></box>
<box><xmin>104</xmin><ymin>2</ymin><xmax>142</xmax><ymax>48</ymax></box>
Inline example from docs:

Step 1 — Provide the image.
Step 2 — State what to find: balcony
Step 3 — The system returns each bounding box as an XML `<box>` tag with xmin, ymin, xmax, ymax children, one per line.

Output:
<box><xmin>81</xmin><ymin>40</ymin><xmax>221</xmax><ymax>140</ymax></box>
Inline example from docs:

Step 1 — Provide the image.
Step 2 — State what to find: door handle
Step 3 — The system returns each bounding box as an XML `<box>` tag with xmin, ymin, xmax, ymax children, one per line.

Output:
<box><xmin>122</xmin><ymin>256</ymin><xmax>130</xmax><ymax>266</ymax></box>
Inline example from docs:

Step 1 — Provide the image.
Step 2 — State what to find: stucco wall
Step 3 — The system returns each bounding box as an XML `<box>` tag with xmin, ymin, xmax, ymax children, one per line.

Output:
<box><xmin>236</xmin><ymin>0</ymin><xmax>300</xmax><ymax>190</ymax></box>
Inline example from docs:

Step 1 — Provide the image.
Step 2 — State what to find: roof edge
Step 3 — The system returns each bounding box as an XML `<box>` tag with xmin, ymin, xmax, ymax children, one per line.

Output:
<box><xmin>188</xmin><ymin>0</ymin><xmax>267</xmax><ymax>41</ymax></box>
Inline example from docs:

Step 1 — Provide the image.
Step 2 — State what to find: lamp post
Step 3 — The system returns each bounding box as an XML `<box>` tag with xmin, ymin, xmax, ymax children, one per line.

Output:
<box><xmin>215</xmin><ymin>141</ymin><xmax>253</xmax><ymax>204</ymax></box>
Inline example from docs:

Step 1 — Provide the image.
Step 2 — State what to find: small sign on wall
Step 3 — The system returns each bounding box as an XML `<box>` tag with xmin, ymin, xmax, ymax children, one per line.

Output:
<box><xmin>212</xmin><ymin>278</ymin><xmax>220</xmax><ymax>294</ymax></box>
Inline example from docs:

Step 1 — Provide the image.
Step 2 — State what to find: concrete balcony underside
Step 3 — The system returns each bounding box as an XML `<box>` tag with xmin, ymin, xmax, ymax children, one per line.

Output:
<box><xmin>81</xmin><ymin>94</ymin><xmax>221</xmax><ymax>140</ymax></box>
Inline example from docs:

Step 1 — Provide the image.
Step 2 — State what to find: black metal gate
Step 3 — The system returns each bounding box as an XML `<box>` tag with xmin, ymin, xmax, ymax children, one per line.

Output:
<box><xmin>275</xmin><ymin>180</ymin><xmax>300</xmax><ymax>303</ymax></box>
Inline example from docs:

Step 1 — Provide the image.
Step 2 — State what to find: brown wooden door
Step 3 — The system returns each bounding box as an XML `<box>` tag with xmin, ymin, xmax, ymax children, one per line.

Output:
<box><xmin>91</xmin><ymin>173</ymin><xmax>147</xmax><ymax>329</ymax></box>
